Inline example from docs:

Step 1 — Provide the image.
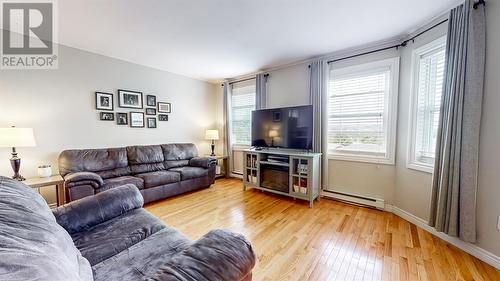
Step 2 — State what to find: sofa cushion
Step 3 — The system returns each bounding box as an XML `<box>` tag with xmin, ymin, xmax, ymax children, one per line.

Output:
<box><xmin>54</xmin><ymin>185</ymin><xmax>144</xmax><ymax>235</ymax></box>
<box><xmin>127</xmin><ymin>145</ymin><xmax>165</xmax><ymax>174</ymax></box>
<box><xmin>59</xmin><ymin>147</ymin><xmax>130</xmax><ymax>179</ymax></box>
<box><xmin>100</xmin><ymin>176</ymin><xmax>144</xmax><ymax>192</ymax></box>
<box><xmin>169</xmin><ymin>166</ymin><xmax>208</xmax><ymax>180</ymax></box>
<box><xmin>136</xmin><ymin>171</ymin><xmax>181</xmax><ymax>188</ymax></box>
<box><xmin>163</xmin><ymin>159</ymin><xmax>190</xmax><ymax>169</ymax></box>
<box><xmin>72</xmin><ymin>208</ymin><xmax>166</xmax><ymax>265</ymax></box>
<box><xmin>96</xmin><ymin>167</ymin><xmax>132</xmax><ymax>180</ymax></box>
<box><xmin>162</xmin><ymin>143</ymin><xmax>198</xmax><ymax>160</ymax></box>
<box><xmin>0</xmin><ymin>177</ymin><xmax>93</xmax><ymax>281</ymax></box>
<box><xmin>149</xmin><ymin>229</ymin><xmax>256</xmax><ymax>281</ymax></box>
<box><xmin>92</xmin><ymin>227</ymin><xmax>191</xmax><ymax>281</ymax></box>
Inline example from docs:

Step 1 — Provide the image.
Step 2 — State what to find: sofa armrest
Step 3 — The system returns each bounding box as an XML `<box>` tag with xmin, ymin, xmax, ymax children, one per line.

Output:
<box><xmin>64</xmin><ymin>171</ymin><xmax>104</xmax><ymax>189</ymax></box>
<box><xmin>52</xmin><ymin>184</ymin><xmax>144</xmax><ymax>234</ymax></box>
<box><xmin>148</xmin><ymin>229</ymin><xmax>256</xmax><ymax>281</ymax></box>
<box><xmin>189</xmin><ymin>157</ymin><xmax>217</xmax><ymax>169</ymax></box>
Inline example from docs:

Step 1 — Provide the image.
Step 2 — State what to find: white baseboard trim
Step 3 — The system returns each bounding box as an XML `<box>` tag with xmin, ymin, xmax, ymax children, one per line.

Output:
<box><xmin>230</xmin><ymin>173</ymin><xmax>243</xmax><ymax>179</ymax></box>
<box><xmin>322</xmin><ymin>189</ymin><xmax>385</xmax><ymax>210</ymax></box>
<box><xmin>387</xmin><ymin>204</ymin><xmax>500</xmax><ymax>269</ymax></box>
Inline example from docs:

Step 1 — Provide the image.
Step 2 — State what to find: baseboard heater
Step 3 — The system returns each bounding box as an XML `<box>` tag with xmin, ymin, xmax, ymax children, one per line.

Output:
<box><xmin>321</xmin><ymin>189</ymin><xmax>385</xmax><ymax>210</ymax></box>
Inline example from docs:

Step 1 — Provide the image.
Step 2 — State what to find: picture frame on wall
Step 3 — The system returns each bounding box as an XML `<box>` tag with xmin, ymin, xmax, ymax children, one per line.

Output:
<box><xmin>146</xmin><ymin>95</ymin><xmax>156</xmax><ymax>106</ymax></box>
<box><xmin>158</xmin><ymin>114</ymin><xmax>168</xmax><ymax>121</ymax></box>
<box><xmin>116</xmin><ymin>112</ymin><xmax>128</xmax><ymax>125</ymax></box>
<box><xmin>157</xmin><ymin>102</ymin><xmax>171</xmax><ymax>113</ymax></box>
<box><xmin>99</xmin><ymin>112</ymin><xmax>114</xmax><ymax>121</ymax></box>
<box><xmin>147</xmin><ymin>117</ymin><xmax>157</xmax><ymax>128</ymax></box>
<box><xmin>145</xmin><ymin>108</ymin><xmax>156</xmax><ymax>115</ymax></box>
<box><xmin>130</xmin><ymin>112</ymin><xmax>144</xmax><ymax>127</ymax></box>
<box><xmin>273</xmin><ymin>111</ymin><xmax>281</xmax><ymax>122</ymax></box>
<box><xmin>95</xmin><ymin>92</ymin><xmax>113</xmax><ymax>111</ymax></box>
<box><xmin>118</xmin><ymin>89</ymin><xmax>143</xmax><ymax>109</ymax></box>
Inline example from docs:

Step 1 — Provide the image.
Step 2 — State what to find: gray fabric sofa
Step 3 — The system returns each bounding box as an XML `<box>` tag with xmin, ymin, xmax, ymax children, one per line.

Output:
<box><xmin>0</xmin><ymin>177</ymin><xmax>255</xmax><ymax>281</ymax></box>
<box><xmin>59</xmin><ymin>143</ymin><xmax>216</xmax><ymax>203</ymax></box>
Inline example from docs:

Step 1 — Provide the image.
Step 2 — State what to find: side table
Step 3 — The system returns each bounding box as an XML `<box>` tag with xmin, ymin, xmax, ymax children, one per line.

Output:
<box><xmin>206</xmin><ymin>155</ymin><xmax>229</xmax><ymax>178</ymax></box>
<box><xmin>24</xmin><ymin>175</ymin><xmax>65</xmax><ymax>207</ymax></box>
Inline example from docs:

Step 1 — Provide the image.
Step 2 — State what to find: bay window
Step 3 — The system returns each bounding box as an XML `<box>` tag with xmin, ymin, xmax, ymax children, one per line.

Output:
<box><xmin>327</xmin><ymin>58</ymin><xmax>399</xmax><ymax>164</ymax></box>
<box><xmin>231</xmin><ymin>80</ymin><xmax>256</xmax><ymax>146</ymax></box>
<box><xmin>408</xmin><ymin>37</ymin><xmax>446</xmax><ymax>172</ymax></box>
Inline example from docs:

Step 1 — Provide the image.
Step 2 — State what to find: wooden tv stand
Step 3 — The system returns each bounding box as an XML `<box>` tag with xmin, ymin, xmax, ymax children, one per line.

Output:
<box><xmin>243</xmin><ymin>148</ymin><xmax>322</xmax><ymax>208</ymax></box>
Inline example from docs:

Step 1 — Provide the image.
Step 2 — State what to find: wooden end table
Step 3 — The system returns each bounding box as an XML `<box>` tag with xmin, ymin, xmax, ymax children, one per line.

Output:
<box><xmin>206</xmin><ymin>155</ymin><xmax>229</xmax><ymax>178</ymax></box>
<box><xmin>24</xmin><ymin>175</ymin><xmax>65</xmax><ymax>207</ymax></box>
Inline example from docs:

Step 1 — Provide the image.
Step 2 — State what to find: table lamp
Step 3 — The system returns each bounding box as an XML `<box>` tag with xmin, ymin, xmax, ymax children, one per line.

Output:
<box><xmin>269</xmin><ymin>130</ymin><xmax>279</xmax><ymax>147</ymax></box>
<box><xmin>205</xmin><ymin>129</ymin><xmax>219</xmax><ymax>156</ymax></box>
<box><xmin>0</xmin><ymin>127</ymin><xmax>36</xmax><ymax>181</ymax></box>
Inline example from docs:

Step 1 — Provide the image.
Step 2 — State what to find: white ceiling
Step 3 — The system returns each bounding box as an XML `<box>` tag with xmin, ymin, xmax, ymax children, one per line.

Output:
<box><xmin>55</xmin><ymin>0</ymin><xmax>460</xmax><ymax>82</ymax></box>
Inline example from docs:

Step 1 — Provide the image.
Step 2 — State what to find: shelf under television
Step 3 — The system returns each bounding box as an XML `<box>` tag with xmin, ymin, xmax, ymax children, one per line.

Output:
<box><xmin>259</xmin><ymin>160</ymin><xmax>290</xmax><ymax>167</ymax></box>
<box><xmin>290</xmin><ymin>192</ymin><xmax>309</xmax><ymax>200</ymax></box>
<box><xmin>251</xmin><ymin>185</ymin><xmax>310</xmax><ymax>200</ymax></box>
<box><xmin>291</xmin><ymin>173</ymin><xmax>308</xmax><ymax>177</ymax></box>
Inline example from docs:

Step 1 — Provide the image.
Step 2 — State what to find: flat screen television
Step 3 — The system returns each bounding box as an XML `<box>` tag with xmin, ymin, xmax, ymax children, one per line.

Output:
<box><xmin>251</xmin><ymin>105</ymin><xmax>313</xmax><ymax>150</ymax></box>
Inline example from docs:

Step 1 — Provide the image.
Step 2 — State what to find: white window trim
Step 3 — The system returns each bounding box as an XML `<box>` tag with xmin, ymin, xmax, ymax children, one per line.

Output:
<box><xmin>406</xmin><ymin>36</ymin><xmax>446</xmax><ymax>173</ymax></box>
<box><xmin>327</xmin><ymin>57</ymin><xmax>400</xmax><ymax>165</ymax></box>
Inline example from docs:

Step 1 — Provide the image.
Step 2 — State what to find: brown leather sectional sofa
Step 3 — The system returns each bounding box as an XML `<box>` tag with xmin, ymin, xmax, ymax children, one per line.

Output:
<box><xmin>59</xmin><ymin>143</ymin><xmax>216</xmax><ymax>203</ymax></box>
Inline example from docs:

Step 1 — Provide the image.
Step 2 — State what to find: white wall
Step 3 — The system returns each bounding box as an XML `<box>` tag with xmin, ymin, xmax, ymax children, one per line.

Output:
<box><xmin>0</xmin><ymin>44</ymin><xmax>218</xmax><ymax>203</ymax></box>
<box><xmin>266</xmin><ymin>63</ymin><xmax>310</xmax><ymax>108</ymax></box>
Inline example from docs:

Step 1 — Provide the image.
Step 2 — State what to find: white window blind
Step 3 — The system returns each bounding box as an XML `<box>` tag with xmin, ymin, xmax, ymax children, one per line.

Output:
<box><xmin>408</xmin><ymin>37</ymin><xmax>446</xmax><ymax>172</ymax></box>
<box><xmin>231</xmin><ymin>81</ymin><xmax>256</xmax><ymax>146</ymax></box>
<box><xmin>328</xmin><ymin>58</ymin><xmax>399</xmax><ymax>164</ymax></box>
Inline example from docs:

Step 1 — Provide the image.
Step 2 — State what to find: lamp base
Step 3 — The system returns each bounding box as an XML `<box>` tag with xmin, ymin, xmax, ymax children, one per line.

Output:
<box><xmin>12</xmin><ymin>174</ymin><xmax>26</xmax><ymax>181</ymax></box>
<box><xmin>10</xmin><ymin>151</ymin><xmax>25</xmax><ymax>181</ymax></box>
<box><xmin>210</xmin><ymin>143</ymin><xmax>216</xmax><ymax>156</ymax></box>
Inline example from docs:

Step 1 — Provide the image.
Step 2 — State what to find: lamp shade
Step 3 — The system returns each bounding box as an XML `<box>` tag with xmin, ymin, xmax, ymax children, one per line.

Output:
<box><xmin>0</xmin><ymin>128</ymin><xmax>36</xmax><ymax>147</ymax></box>
<box><xmin>205</xmin><ymin>129</ymin><xmax>219</xmax><ymax>140</ymax></box>
<box><xmin>268</xmin><ymin>130</ymin><xmax>279</xmax><ymax>138</ymax></box>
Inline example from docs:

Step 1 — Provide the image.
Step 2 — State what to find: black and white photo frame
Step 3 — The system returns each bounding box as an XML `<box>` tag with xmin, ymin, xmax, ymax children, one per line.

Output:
<box><xmin>130</xmin><ymin>112</ymin><xmax>145</xmax><ymax>127</ymax></box>
<box><xmin>118</xmin><ymin>89</ymin><xmax>143</xmax><ymax>109</ymax></box>
<box><xmin>95</xmin><ymin>92</ymin><xmax>113</xmax><ymax>111</ymax></box>
<box><xmin>158</xmin><ymin>114</ymin><xmax>168</xmax><ymax>121</ymax></box>
<box><xmin>147</xmin><ymin>117</ymin><xmax>157</xmax><ymax>128</ymax></box>
<box><xmin>116</xmin><ymin>113</ymin><xmax>128</xmax><ymax>125</ymax></box>
<box><xmin>146</xmin><ymin>95</ymin><xmax>156</xmax><ymax>107</ymax></box>
<box><xmin>146</xmin><ymin>108</ymin><xmax>156</xmax><ymax>115</ymax></box>
<box><xmin>99</xmin><ymin>112</ymin><xmax>114</xmax><ymax>121</ymax></box>
<box><xmin>157</xmin><ymin>102</ymin><xmax>171</xmax><ymax>113</ymax></box>
<box><xmin>273</xmin><ymin>111</ymin><xmax>281</xmax><ymax>122</ymax></box>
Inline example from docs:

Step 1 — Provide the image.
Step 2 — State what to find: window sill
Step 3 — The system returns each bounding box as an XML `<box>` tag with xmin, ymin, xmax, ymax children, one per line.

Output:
<box><xmin>328</xmin><ymin>154</ymin><xmax>395</xmax><ymax>165</ymax></box>
<box><xmin>407</xmin><ymin>162</ymin><xmax>434</xmax><ymax>174</ymax></box>
<box><xmin>232</xmin><ymin>145</ymin><xmax>251</xmax><ymax>151</ymax></box>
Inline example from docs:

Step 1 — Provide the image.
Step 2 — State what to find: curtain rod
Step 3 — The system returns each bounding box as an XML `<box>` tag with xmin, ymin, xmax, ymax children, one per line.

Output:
<box><xmin>327</xmin><ymin>18</ymin><xmax>448</xmax><ymax>64</ymax></box>
<box><xmin>474</xmin><ymin>0</ymin><xmax>485</xmax><ymax>9</ymax></box>
<box><xmin>221</xmin><ymin>73</ymin><xmax>269</xmax><ymax>86</ymax></box>
<box><xmin>327</xmin><ymin>0</ymin><xmax>486</xmax><ymax>64</ymax></box>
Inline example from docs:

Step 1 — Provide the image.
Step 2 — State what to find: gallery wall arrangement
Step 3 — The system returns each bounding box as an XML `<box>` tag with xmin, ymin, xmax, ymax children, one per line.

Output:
<box><xmin>95</xmin><ymin>90</ymin><xmax>171</xmax><ymax>128</ymax></box>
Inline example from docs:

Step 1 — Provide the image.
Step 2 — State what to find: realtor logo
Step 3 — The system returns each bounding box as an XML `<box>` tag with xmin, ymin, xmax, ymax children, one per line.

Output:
<box><xmin>1</xmin><ymin>0</ymin><xmax>58</xmax><ymax>69</ymax></box>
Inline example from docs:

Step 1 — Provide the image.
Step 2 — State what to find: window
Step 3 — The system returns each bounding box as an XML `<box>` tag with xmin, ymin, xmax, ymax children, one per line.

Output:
<box><xmin>327</xmin><ymin>58</ymin><xmax>399</xmax><ymax>164</ymax></box>
<box><xmin>231</xmin><ymin>80</ymin><xmax>256</xmax><ymax>146</ymax></box>
<box><xmin>408</xmin><ymin>37</ymin><xmax>446</xmax><ymax>172</ymax></box>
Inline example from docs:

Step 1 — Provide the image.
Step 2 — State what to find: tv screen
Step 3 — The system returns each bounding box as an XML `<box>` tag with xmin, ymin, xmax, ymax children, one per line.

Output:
<box><xmin>251</xmin><ymin>105</ymin><xmax>313</xmax><ymax>150</ymax></box>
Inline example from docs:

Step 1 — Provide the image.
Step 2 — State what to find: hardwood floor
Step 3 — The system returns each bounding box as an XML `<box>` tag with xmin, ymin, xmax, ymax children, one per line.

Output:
<box><xmin>145</xmin><ymin>178</ymin><xmax>499</xmax><ymax>281</ymax></box>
